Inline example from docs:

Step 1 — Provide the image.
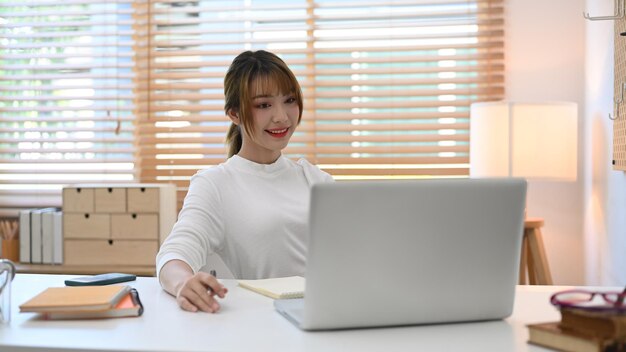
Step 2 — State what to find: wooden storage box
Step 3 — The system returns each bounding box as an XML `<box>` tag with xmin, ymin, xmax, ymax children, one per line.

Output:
<box><xmin>94</xmin><ymin>187</ymin><xmax>126</xmax><ymax>213</ymax></box>
<box><xmin>63</xmin><ymin>213</ymin><xmax>109</xmax><ymax>239</ymax></box>
<box><xmin>111</xmin><ymin>214</ymin><xmax>158</xmax><ymax>240</ymax></box>
<box><xmin>64</xmin><ymin>239</ymin><xmax>159</xmax><ymax>266</ymax></box>
<box><xmin>62</xmin><ymin>188</ymin><xmax>94</xmax><ymax>213</ymax></box>
<box><xmin>62</xmin><ymin>183</ymin><xmax>177</xmax><ymax>267</ymax></box>
<box><xmin>128</xmin><ymin>187</ymin><xmax>161</xmax><ymax>213</ymax></box>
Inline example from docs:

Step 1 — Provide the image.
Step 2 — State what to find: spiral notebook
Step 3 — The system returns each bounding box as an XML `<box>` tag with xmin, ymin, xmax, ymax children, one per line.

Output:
<box><xmin>238</xmin><ymin>276</ymin><xmax>304</xmax><ymax>299</ymax></box>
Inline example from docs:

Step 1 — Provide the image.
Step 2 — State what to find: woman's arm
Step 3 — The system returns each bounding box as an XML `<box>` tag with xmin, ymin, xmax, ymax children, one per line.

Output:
<box><xmin>156</xmin><ymin>171</ymin><xmax>228</xmax><ymax>312</ymax></box>
<box><xmin>159</xmin><ymin>259</ymin><xmax>228</xmax><ymax>313</ymax></box>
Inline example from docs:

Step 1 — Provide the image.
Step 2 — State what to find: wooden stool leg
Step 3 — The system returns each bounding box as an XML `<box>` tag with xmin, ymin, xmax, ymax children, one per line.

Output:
<box><xmin>519</xmin><ymin>232</ymin><xmax>528</xmax><ymax>285</ymax></box>
<box><xmin>526</xmin><ymin>231</ymin><xmax>538</xmax><ymax>285</ymax></box>
<box><xmin>526</xmin><ymin>227</ymin><xmax>553</xmax><ymax>285</ymax></box>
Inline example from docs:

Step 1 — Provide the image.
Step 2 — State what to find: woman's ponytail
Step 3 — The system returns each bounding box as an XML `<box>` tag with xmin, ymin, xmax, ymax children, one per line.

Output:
<box><xmin>225</xmin><ymin>123</ymin><xmax>242</xmax><ymax>158</ymax></box>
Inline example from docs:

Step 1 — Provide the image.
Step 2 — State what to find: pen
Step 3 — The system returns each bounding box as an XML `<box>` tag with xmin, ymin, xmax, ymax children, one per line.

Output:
<box><xmin>208</xmin><ymin>270</ymin><xmax>218</xmax><ymax>296</ymax></box>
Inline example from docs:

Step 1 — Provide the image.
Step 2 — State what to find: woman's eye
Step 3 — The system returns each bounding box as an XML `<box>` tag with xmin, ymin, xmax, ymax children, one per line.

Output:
<box><xmin>285</xmin><ymin>97</ymin><xmax>296</xmax><ymax>104</ymax></box>
<box><xmin>256</xmin><ymin>103</ymin><xmax>271</xmax><ymax>109</ymax></box>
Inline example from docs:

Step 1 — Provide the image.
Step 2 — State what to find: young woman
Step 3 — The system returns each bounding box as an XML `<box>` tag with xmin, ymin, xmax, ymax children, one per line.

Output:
<box><xmin>156</xmin><ymin>50</ymin><xmax>333</xmax><ymax>313</ymax></box>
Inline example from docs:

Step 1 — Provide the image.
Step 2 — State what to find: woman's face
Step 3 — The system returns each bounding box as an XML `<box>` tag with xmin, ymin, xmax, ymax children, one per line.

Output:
<box><xmin>233</xmin><ymin>82</ymin><xmax>300</xmax><ymax>164</ymax></box>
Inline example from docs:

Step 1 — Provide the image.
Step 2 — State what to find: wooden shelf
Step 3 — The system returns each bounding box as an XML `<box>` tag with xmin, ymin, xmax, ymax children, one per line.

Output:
<box><xmin>16</xmin><ymin>263</ymin><xmax>156</xmax><ymax>277</ymax></box>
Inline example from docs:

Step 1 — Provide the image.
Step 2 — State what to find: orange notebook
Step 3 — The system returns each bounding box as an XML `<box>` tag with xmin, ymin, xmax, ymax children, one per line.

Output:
<box><xmin>41</xmin><ymin>289</ymin><xmax>144</xmax><ymax>320</ymax></box>
<box><xmin>20</xmin><ymin>285</ymin><xmax>131</xmax><ymax>313</ymax></box>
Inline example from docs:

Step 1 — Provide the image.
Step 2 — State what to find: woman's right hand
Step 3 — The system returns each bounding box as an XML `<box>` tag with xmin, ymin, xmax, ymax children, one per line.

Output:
<box><xmin>176</xmin><ymin>272</ymin><xmax>228</xmax><ymax>313</ymax></box>
<box><xmin>175</xmin><ymin>272</ymin><xmax>228</xmax><ymax>313</ymax></box>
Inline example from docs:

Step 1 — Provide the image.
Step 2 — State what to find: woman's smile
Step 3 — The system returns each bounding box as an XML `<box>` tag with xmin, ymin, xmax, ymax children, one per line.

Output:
<box><xmin>266</xmin><ymin>127</ymin><xmax>289</xmax><ymax>138</ymax></box>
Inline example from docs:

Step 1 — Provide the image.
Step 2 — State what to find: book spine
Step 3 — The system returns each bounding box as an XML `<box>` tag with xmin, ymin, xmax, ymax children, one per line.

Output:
<box><xmin>19</xmin><ymin>209</ymin><xmax>31</xmax><ymax>263</ymax></box>
<box><xmin>53</xmin><ymin>211</ymin><xmax>63</xmax><ymax>264</ymax></box>
<box><xmin>30</xmin><ymin>210</ymin><xmax>43</xmax><ymax>264</ymax></box>
<box><xmin>42</xmin><ymin>211</ymin><xmax>54</xmax><ymax>264</ymax></box>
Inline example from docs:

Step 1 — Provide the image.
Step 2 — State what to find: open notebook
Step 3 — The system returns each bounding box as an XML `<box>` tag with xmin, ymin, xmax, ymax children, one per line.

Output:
<box><xmin>238</xmin><ymin>276</ymin><xmax>304</xmax><ymax>299</ymax></box>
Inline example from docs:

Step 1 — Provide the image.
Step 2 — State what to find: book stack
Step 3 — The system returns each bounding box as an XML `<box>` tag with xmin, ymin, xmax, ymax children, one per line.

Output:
<box><xmin>19</xmin><ymin>207</ymin><xmax>63</xmax><ymax>264</ymax></box>
<box><xmin>528</xmin><ymin>308</ymin><xmax>626</xmax><ymax>352</ymax></box>
<box><xmin>19</xmin><ymin>285</ymin><xmax>143</xmax><ymax>320</ymax></box>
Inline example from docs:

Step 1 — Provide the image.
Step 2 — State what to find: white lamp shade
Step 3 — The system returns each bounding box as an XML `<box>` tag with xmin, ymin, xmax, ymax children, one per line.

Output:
<box><xmin>470</xmin><ymin>101</ymin><xmax>578</xmax><ymax>180</ymax></box>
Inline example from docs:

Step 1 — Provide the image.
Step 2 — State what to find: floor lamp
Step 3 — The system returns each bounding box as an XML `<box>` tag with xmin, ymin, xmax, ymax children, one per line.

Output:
<box><xmin>469</xmin><ymin>101</ymin><xmax>578</xmax><ymax>285</ymax></box>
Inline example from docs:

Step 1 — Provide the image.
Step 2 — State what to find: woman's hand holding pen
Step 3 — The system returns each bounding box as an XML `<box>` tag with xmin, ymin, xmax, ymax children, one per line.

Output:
<box><xmin>175</xmin><ymin>271</ymin><xmax>228</xmax><ymax>313</ymax></box>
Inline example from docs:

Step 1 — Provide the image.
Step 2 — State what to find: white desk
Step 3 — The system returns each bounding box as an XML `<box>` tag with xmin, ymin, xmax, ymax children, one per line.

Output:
<box><xmin>0</xmin><ymin>274</ymin><xmax>574</xmax><ymax>351</ymax></box>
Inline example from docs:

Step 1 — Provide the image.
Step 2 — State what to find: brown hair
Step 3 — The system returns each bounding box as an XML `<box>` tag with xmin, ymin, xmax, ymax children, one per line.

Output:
<box><xmin>223</xmin><ymin>50</ymin><xmax>303</xmax><ymax>158</ymax></box>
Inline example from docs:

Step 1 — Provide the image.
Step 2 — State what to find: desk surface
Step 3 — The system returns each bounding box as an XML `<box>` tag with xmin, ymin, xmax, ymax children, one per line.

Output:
<box><xmin>1</xmin><ymin>274</ymin><xmax>575</xmax><ymax>352</ymax></box>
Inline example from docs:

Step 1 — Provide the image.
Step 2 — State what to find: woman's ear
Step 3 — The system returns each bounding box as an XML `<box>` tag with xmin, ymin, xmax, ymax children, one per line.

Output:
<box><xmin>227</xmin><ymin>109</ymin><xmax>240</xmax><ymax>125</ymax></box>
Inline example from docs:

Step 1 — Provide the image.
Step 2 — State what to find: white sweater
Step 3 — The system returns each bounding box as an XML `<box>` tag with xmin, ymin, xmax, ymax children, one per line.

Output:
<box><xmin>156</xmin><ymin>155</ymin><xmax>333</xmax><ymax>280</ymax></box>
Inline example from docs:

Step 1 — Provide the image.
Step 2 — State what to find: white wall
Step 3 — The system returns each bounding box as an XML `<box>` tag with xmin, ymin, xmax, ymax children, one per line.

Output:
<box><xmin>506</xmin><ymin>0</ymin><xmax>586</xmax><ymax>284</ymax></box>
<box><xmin>507</xmin><ymin>0</ymin><xmax>626</xmax><ymax>286</ymax></box>
<box><xmin>584</xmin><ymin>0</ymin><xmax>626</xmax><ymax>286</ymax></box>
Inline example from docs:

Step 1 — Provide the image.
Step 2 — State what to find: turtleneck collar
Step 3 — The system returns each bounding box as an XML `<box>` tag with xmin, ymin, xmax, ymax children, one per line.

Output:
<box><xmin>227</xmin><ymin>154</ymin><xmax>289</xmax><ymax>175</ymax></box>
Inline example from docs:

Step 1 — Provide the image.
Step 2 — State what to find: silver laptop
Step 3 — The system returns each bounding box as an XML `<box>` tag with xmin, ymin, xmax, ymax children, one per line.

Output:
<box><xmin>274</xmin><ymin>178</ymin><xmax>527</xmax><ymax>330</ymax></box>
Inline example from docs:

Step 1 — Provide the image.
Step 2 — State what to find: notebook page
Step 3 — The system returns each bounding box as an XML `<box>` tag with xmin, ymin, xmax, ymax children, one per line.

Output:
<box><xmin>238</xmin><ymin>276</ymin><xmax>305</xmax><ymax>299</ymax></box>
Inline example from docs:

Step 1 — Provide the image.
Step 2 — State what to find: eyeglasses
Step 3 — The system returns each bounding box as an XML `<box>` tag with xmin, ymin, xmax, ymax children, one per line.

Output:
<box><xmin>550</xmin><ymin>287</ymin><xmax>626</xmax><ymax>313</ymax></box>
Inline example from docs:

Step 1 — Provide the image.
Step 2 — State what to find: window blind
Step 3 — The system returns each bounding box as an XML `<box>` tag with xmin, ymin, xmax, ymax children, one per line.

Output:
<box><xmin>0</xmin><ymin>0</ymin><xmax>137</xmax><ymax>214</ymax></box>
<box><xmin>0</xmin><ymin>0</ymin><xmax>504</xmax><ymax>212</ymax></box>
<box><xmin>136</xmin><ymin>0</ymin><xmax>504</xmax><ymax>206</ymax></box>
